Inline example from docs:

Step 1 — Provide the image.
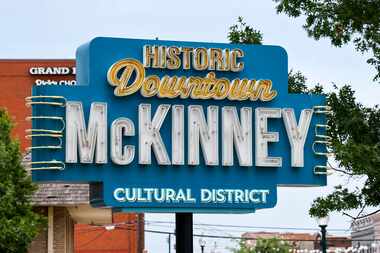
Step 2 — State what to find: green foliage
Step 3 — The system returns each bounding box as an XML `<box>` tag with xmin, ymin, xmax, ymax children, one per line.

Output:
<box><xmin>287</xmin><ymin>72</ymin><xmax>380</xmax><ymax>218</ymax></box>
<box><xmin>288</xmin><ymin>75</ymin><xmax>380</xmax><ymax>218</ymax></box>
<box><xmin>0</xmin><ymin>108</ymin><xmax>45</xmax><ymax>252</ymax></box>
<box><xmin>288</xmin><ymin>69</ymin><xmax>309</xmax><ymax>94</ymax></box>
<box><xmin>232</xmin><ymin>238</ymin><xmax>291</xmax><ymax>253</ymax></box>
<box><xmin>228</xmin><ymin>17</ymin><xmax>263</xmax><ymax>45</ymax></box>
<box><xmin>310</xmin><ymin>85</ymin><xmax>380</xmax><ymax>217</ymax></box>
<box><xmin>274</xmin><ymin>0</ymin><xmax>380</xmax><ymax>82</ymax></box>
<box><xmin>227</xmin><ymin>17</ymin><xmax>380</xmax><ymax>218</ymax></box>
<box><xmin>288</xmin><ymin>70</ymin><xmax>324</xmax><ymax>95</ymax></box>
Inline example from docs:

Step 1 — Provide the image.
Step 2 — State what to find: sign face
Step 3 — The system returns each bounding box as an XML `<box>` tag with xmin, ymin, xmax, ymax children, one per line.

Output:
<box><xmin>30</xmin><ymin>37</ymin><xmax>328</xmax><ymax>213</ymax></box>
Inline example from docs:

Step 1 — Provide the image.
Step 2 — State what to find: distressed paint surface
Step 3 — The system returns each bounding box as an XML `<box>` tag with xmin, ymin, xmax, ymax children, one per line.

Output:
<box><xmin>31</xmin><ymin>38</ymin><xmax>327</xmax><ymax>212</ymax></box>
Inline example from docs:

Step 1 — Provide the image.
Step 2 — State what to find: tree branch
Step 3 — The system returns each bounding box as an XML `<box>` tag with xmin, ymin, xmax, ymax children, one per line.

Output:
<box><xmin>342</xmin><ymin>212</ymin><xmax>355</xmax><ymax>219</ymax></box>
<box><xmin>328</xmin><ymin>161</ymin><xmax>354</xmax><ymax>176</ymax></box>
<box><xmin>356</xmin><ymin>205</ymin><xmax>366</xmax><ymax>219</ymax></box>
<box><xmin>345</xmin><ymin>209</ymin><xmax>380</xmax><ymax>221</ymax></box>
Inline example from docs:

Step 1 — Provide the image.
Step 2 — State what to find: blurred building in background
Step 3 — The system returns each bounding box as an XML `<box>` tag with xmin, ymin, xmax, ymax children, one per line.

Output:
<box><xmin>0</xmin><ymin>60</ymin><xmax>144</xmax><ymax>253</ymax></box>
<box><xmin>351</xmin><ymin>213</ymin><xmax>380</xmax><ymax>249</ymax></box>
<box><xmin>242</xmin><ymin>231</ymin><xmax>351</xmax><ymax>251</ymax></box>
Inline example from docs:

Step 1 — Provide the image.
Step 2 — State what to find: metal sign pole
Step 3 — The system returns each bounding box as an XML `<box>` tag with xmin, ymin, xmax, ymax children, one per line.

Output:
<box><xmin>176</xmin><ymin>213</ymin><xmax>193</xmax><ymax>253</ymax></box>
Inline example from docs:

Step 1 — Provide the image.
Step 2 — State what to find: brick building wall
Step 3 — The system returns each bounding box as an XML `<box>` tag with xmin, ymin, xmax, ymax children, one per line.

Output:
<box><xmin>0</xmin><ymin>59</ymin><xmax>75</xmax><ymax>151</ymax></box>
<box><xmin>29</xmin><ymin>227</ymin><xmax>48</xmax><ymax>253</ymax></box>
<box><xmin>28</xmin><ymin>208</ymin><xmax>48</xmax><ymax>253</ymax></box>
<box><xmin>28</xmin><ymin>207</ymin><xmax>74</xmax><ymax>253</ymax></box>
<box><xmin>75</xmin><ymin>213</ymin><xmax>140</xmax><ymax>253</ymax></box>
<box><xmin>54</xmin><ymin>207</ymin><xmax>74</xmax><ymax>253</ymax></box>
<box><xmin>31</xmin><ymin>183</ymin><xmax>144</xmax><ymax>253</ymax></box>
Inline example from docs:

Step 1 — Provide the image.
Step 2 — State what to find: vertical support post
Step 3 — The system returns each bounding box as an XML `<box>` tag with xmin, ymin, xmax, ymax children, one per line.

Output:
<box><xmin>137</xmin><ymin>213</ymin><xmax>145</xmax><ymax>253</ymax></box>
<box><xmin>48</xmin><ymin>207</ymin><xmax>54</xmax><ymax>253</ymax></box>
<box><xmin>320</xmin><ymin>225</ymin><xmax>327</xmax><ymax>253</ymax></box>
<box><xmin>168</xmin><ymin>233</ymin><xmax>171</xmax><ymax>253</ymax></box>
<box><xmin>176</xmin><ymin>213</ymin><xmax>193</xmax><ymax>253</ymax></box>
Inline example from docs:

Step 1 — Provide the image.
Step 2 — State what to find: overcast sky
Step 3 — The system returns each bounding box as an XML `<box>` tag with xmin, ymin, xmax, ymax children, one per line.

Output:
<box><xmin>1</xmin><ymin>1</ymin><xmax>379</xmax><ymax>252</ymax></box>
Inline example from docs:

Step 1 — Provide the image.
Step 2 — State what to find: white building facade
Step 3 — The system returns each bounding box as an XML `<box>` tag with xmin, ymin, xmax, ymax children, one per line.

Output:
<box><xmin>351</xmin><ymin>213</ymin><xmax>380</xmax><ymax>250</ymax></box>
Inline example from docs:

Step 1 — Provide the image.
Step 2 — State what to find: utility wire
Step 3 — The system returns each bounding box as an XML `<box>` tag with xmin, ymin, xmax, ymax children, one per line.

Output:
<box><xmin>76</xmin><ymin>230</ymin><xmax>107</xmax><ymax>248</ymax></box>
<box><xmin>75</xmin><ymin>219</ymin><xmax>351</xmax><ymax>234</ymax></box>
<box><xmin>74</xmin><ymin>218</ymin><xmax>350</xmax><ymax>233</ymax></box>
<box><xmin>117</xmin><ymin>227</ymin><xmax>379</xmax><ymax>242</ymax></box>
<box><xmin>145</xmin><ymin>220</ymin><xmax>350</xmax><ymax>232</ymax></box>
<box><xmin>143</xmin><ymin>221</ymin><xmax>239</xmax><ymax>239</ymax></box>
<box><xmin>75</xmin><ymin>224</ymin><xmax>380</xmax><ymax>243</ymax></box>
<box><xmin>146</xmin><ymin>223</ymin><xmax>323</xmax><ymax>235</ymax></box>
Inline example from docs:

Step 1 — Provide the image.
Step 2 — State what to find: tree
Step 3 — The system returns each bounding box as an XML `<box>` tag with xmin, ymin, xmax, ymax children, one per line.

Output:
<box><xmin>228</xmin><ymin>17</ymin><xmax>263</xmax><ymax>45</ymax></box>
<box><xmin>228</xmin><ymin>18</ymin><xmax>323</xmax><ymax>94</ymax></box>
<box><xmin>228</xmin><ymin>17</ymin><xmax>380</xmax><ymax>219</ymax></box>
<box><xmin>273</xmin><ymin>0</ymin><xmax>380</xmax><ymax>82</ymax></box>
<box><xmin>0</xmin><ymin>108</ymin><xmax>44</xmax><ymax>252</ymax></box>
<box><xmin>309</xmin><ymin>85</ymin><xmax>380</xmax><ymax>218</ymax></box>
<box><xmin>288</xmin><ymin>69</ymin><xmax>324</xmax><ymax>95</ymax></box>
<box><xmin>232</xmin><ymin>238</ymin><xmax>291</xmax><ymax>253</ymax></box>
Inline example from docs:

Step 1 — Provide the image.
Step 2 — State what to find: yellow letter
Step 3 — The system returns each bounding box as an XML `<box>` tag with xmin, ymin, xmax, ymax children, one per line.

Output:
<box><xmin>214</xmin><ymin>78</ymin><xmax>230</xmax><ymax>99</ymax></box>
<box><xmin>231</xmin><ymin>49</ymin><xmax>244</xmax><ymax>72</ymax></box>
<box><xmin>193</xmin><ymin>48</ymin><xmax>208</xmax><ymax>71</ymax></box>
<box><xmin>181</xmin><ymin>47</ymin><xmax>193</xmax><ymax>70</ymax></box>
<box><xmin>143</xmin><ymin>45</ymin><xmax>160</xmax><ymax>68</ymax></box>
<box><xmin>208</xmin><ymin>48</ymin><xmax>224</xmax><ymax>71</ymax></box>
<box><xmin>141</xmin><ymin>75</ymin><xmax>160</xmax><ymax>97</ymax></box>
<box><xmin>167</xmin><ymin>47</ymin><xmax>181</xmax><ymax>70</ymax></box>
<box><xmin>107</xmin><ymin>59</ymin><xmax>145</xmax><ymax>97</ymax></box>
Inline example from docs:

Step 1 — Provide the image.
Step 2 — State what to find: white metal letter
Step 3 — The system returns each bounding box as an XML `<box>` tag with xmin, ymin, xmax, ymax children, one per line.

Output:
<box><xmin>172</xmin><ymin>105</ymin><xmax>184</xmax><ymax>165</ymax></box>
<box><xmin>111</xmin><ymin>118</ymin><xmax>135</xmax><ymax>165</ymax></box>
<box><xmin>66</xmin><ymin>101</ymin><xmax>107</xmax><ymax>164</ymax></box>
<box><xmin>139</xmin><ymin>104</ymin><xmax>171</xmax><ymax>165</ymax></box>
<box><xmin>282</xmin><ymin>108</ymin><xmax>313</xmax><ymax>167</ymax></box>
<box><xmin>188</xmin><ymin>105</ymin><xmax>219</xmax><ymax>166</ymax></box>
<box><xmin>222</xmin><ymin>107</ymin><xmax>252</xmax><ymax>166</ymax></box>
<box><xmin>255</xmin><ymin>108</ymin><xmax>282</xmax><ymax>167</ymax></box>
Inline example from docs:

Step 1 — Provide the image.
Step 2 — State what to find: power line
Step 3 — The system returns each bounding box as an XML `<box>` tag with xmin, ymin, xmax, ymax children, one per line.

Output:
<box><xmin>76</xmin><ymin>219</ymin><xmax>351</xmax><ymax>234</ymax></box>
<box><xmin>74</xmin><ymin>218</ymin><xmax>350</xmax><ymax>233</ymax></box>
<box><xmin>117</xmin><ymin>227</ymin><xmax>380</xmax><ymax>242</ymax></box>
<box><xmin>76</xmin><ymin>230</ymin><xmax>107</xmax><ymax>248</ymax></box>
<box><xmin>145</xmin><ymin>220</ymin><xmax>350</xmax><ymax>232</ymax></box>
<box><xmin>146</xmin><ymin>222</ymin><xmax>311</xmax><ymax>235</ymax></box>
<box><xmin>74</xmin><ymin>223</ymin><xmax>380</xmax><ymax>243</ymax></box>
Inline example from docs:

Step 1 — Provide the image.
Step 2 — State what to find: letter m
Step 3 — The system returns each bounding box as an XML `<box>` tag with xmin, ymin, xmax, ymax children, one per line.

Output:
<box><xmin>66</xmin><ymin>101</ymin><xmax>107</xmax><ymax>163</ymax></box>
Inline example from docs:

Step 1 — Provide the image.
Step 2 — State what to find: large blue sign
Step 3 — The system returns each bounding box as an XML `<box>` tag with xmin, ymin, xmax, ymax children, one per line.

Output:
<box><xmin>29</xmin><ymin>37</ymin><xmax>328</xmax><ymax>213</ymax></box>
